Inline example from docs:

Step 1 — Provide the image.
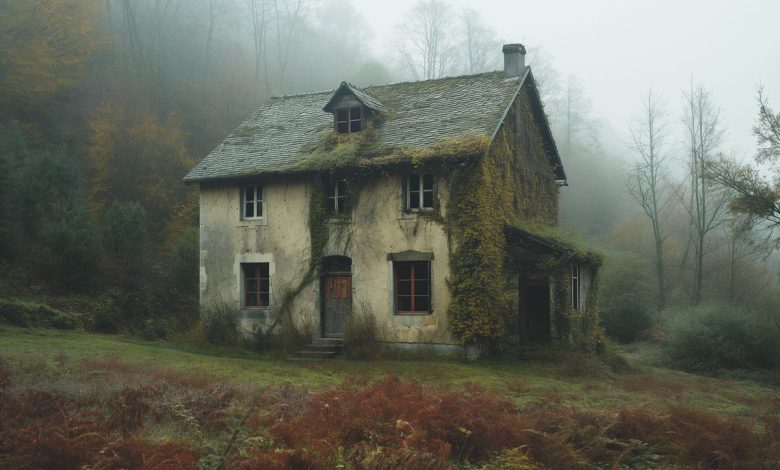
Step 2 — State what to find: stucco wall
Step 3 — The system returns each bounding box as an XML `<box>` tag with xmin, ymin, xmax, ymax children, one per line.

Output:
<box><xmin>199</xmin><ymin>172</ymin><xmax>456</xmax><ymax>344</ymax></box>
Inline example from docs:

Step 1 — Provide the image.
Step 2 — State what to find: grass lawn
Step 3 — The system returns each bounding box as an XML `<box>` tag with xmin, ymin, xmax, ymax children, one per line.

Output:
<box><xmin>2</xmin><ymin>325</ymin><xmax>779</xmax><ymax>468</ymax></box>
<box><xmin>1</xmin><ymin>325</ymin><xmax>776</xmax><ymax>418</ymax></box>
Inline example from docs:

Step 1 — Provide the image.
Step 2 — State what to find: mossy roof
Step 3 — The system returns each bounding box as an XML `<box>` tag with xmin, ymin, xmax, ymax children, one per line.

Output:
<box><xmin>184</xmin><ymin>71</ymin><xmax>532</xmax><ymax>183</ymax></box>
<box><xmin>505</xmin><ymin>224</ymin><xmax>603</xmax><ymax>267</ymax></box>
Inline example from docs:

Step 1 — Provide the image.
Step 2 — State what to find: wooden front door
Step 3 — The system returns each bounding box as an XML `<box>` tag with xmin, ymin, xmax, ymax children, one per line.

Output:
<box><xmin>322</xmin><ymin>275</ymin><xmax>352</xmax><ymax>336</ymax></box>
<box><xmin>521</xmin><ymin>282</ymin><xmax>551</xmax><ymax>343</ymax></box>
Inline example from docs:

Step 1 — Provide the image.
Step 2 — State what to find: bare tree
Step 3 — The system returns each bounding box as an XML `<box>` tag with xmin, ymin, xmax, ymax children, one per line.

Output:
<box><xmin>459</xmin><ymin>9</ymin><xmax>500</xmax><ymax>74</ymax></box>
<box><xmin>396</xmin><ymin>0</ymin><xmax>454</xmax><ymax>80</ymax></box>
<box><xmin>682</xmin><ymin>82</ymin><xmax>730</xmax><ymax>304</ymax></box>
<box><xmin>627</xmin><ymin>89</ymin><xmax>672</xmax><ymax>308</ymax></box>
<box><xmin>557</xmin><ymin>75</ymin><xmax>593</xmax><ymax>159</ymax></box>
<box><xmin>754</xmin><ymin>86</ymin><xmax>780</xmax><ymax>164</ymax></box>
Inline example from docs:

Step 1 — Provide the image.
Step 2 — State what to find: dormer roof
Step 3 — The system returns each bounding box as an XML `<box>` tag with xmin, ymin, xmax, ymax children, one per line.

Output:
<box><xmin>322</xmin><ymin>81</ymin><xmax>387</xmax><ymax>114</ymax></box>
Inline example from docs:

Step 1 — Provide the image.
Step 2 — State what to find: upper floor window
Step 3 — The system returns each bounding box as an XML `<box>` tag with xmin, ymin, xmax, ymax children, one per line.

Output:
<box><xmin>326</xmin><ymin>179</ymin><xmax>348</xmax><ymax>215</ymax></box>
<box><xmin>406</xmin><ymin>173</ymin><xmax>434</xmax><ymax>211</ymax></box>
<box><xmin>243</xmin><ymin>185</ymin><xmax>263</xmax><ymax>220</ymax></box>
<box><xmin>336</xmin><ymin>107</ymin><xmax>362</xmax><ymax>134</ymax></box>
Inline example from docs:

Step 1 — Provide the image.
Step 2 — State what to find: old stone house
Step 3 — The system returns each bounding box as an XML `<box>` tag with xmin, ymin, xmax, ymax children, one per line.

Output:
<box><xmin>184</xmin><ymin>44</ymin><xmax>601</xmax><ymax>354</ymax></box>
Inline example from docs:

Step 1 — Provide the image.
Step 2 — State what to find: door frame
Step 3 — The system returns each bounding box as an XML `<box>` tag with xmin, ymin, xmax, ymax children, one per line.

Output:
<box><xmin>320</xmin><ymin>256</ymin><xmax>353</xmax><ymax>337</ymax></box>
<box><xmin>518</xmin><ymin>278</ymin><xmax>552</xmax><ymax>343</ymax></box>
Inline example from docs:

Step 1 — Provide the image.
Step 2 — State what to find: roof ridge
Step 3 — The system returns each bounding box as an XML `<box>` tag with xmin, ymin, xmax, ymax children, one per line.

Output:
<box><xmin>265</xmin><ymin>70</ymin><xmax>508</xmax><ymax>101</ymax></box>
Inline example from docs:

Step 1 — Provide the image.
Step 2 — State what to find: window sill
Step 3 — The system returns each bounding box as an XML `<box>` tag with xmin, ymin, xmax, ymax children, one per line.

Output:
<box><xmin>237</xmin><ymin>218</ymin><xmax>268</xmax><ymax>226</ymax></box>
<box><xmin>394</xmin><ymin>311</ymin><xmax>433</xmax><ymax>316</ymax></box>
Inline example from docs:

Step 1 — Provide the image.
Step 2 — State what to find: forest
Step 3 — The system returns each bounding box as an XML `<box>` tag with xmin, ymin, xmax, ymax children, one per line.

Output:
<box><xmin>1</xmin><ymin>0</ymin><xmax>780</xmax><ymax>468</ymax></box>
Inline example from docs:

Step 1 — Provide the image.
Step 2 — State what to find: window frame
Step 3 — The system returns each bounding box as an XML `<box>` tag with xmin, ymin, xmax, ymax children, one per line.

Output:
<box><xmin>393</xmin><ymin>260</ymin><xmax>432</xmax><ymax>314</ymax></box>
<box><xmin>335</xmin><ymin>106</ymin><xmax>363</xmax><ymax>134</ymax></box>
<box><xmin>405</xmin><ymin>173</ymin><xmax>435</xmax><ymax>212</ymax></box>
<box><xmin>326</xmin><ymin>179</ymin><xmax>349</xmax><ymax>215</ymax></box>
<box><xmin>571</xmin><ymin>264</ymin><xmax>580</xmax><ymax>311</ymax></box>
<box><xmin>242</xmin><ymin>262</ymin><xmax>270</xmax><ymax>309</ymax></box>
<box><xmin>242</xmin><ymin>185</ymin><xmax>264</xmax><ymax>221</ymax></box>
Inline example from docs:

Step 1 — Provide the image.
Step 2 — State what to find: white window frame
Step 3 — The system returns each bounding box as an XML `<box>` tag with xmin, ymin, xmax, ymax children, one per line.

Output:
<box><xmin>242</xmin><ymin>185</ymin><xmax>264</xmax><ymax>220</ymax></box>
<box><xmin>571</xmin><ymin>264</ymin><xmax>580</xmax><ymax>310</ymax></box>
<box><xmin>327</xmin><ymin>180</ymin><xmax>348</xmax><ymax>214</ymax></box>
<box><xmin>405</xmin><ymin>173</ymin><xmax>435</xmax><ymax>211</ymax></box>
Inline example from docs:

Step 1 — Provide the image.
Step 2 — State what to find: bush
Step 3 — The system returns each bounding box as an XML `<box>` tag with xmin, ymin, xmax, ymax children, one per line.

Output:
<box><xmin>102</xmin><ymin>200</ymin><xmax>148</xmax><ymax>267</ymax></box>
<box><xmin>199</xmin><ymin>299</ymin><xmax>240</xmax><ymax>346</ymax></box>
<box><xmin>278</xmin><ymin>308</ymin><xmax>316</xmax><ymax>351</ymax></box>
<box><xmin>343</xmin><ymin>301</ymin><xmax>377</xmax><ymax>358</ymax></box>
<box><xmin>39</xmin><ymin>198</ymin><xmax>101</xmax><ymax>289</ymax></box>
<box><xmin>0</xmin><ymin>299</ymin><xmax>80</xmax><ymax>329</ymax></box>
<box><xmin>170</xmin><ymin>227</ymin><xmax>199</xmax><ymax>292</ymax></box>
<box><xmin>599</xmin><ymin>254</ymin><xmax>654</xmax><ymax>343</ymax></box>
<box><xmin>665</xmin><ymin>302</ymin><xmax>780</xmax><ymax>372</ymax></box>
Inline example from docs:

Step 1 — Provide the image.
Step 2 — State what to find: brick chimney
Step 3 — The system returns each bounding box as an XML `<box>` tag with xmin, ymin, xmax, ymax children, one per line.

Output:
<box><xmin>502</xmin><ymin>43</ymin><xmax>526</xmax><ymax>79</ymax></box>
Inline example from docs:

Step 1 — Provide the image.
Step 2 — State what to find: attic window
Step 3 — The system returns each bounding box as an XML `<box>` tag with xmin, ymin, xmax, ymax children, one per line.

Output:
<box><xmin>336</xmin><ymin>107</ymin><xmax>362</xmax><ymax>134</ymax></box>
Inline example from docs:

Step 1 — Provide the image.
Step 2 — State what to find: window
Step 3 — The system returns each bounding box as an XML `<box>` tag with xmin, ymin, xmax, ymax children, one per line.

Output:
<box><xmin>571</xmin><ymin>265</ymin><xmax>580</xmax><ymax>310</ymax></box>
<box><xmin>326</xmin><ymin>179</ymin><xmax>348</xmax><ymax>214</ymax></box>
<box><xmin>335</xmin><ymin>107</ymin><xmax>362</xmax><ymax>134</ymax></box>
<box><xmin>243</xmin><ymin>263</ymin><xmax>270</xmax><ymax>308</ymax></box>
<box><xmin>243</xmin><ymin>185</ymin><xmax>263</xmax><ymax>219</ymax></box>
<box><xmin>406</xmin><ymin>173</ymin><xmax>434</xmax><ymax>211</ymax></box>
<box><xmin>394</xmin><ymin>261</ymin><xmax>431</xmax><ymax>313</ymax></box>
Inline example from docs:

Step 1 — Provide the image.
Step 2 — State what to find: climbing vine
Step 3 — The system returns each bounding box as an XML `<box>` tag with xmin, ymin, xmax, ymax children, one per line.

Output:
<box><xmin>266</xmin><ymin>83</ymin><xmax>601</xmax><ymax>351</ymax></box>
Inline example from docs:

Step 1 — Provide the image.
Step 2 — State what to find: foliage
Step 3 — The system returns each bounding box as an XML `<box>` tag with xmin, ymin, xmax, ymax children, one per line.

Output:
<box><xmin>343</xmin><ymin>301</ymin><xmax>378</xmax><ymax>358</ymax></box>
<box><xmin>170</xmin><ymin>227</ymin><xmax>199</xmax><ymax>292</ymax></box>
<box><xmin>102</xmin><ymin>200</ymin><xmax>148</xmax><ymax>266</ymax></box>
<box><xmin>599</xmin><ymin>253</ymin><xmax>655</xmax><ymax>343</ymax></box>
<box><xmin>447</xmin><ymin>91</ymin><xmax>566</xmax><ymax>349</ymax></box>
<box><xmin>199</xmin><ymin>299</ymin><xmax>241</xmax><ymax>347</ymax></box>
<box><xmin>229</xmin><ymin>374</ymin><xmax>780</xmax><ymax>469</ymax></box>
<box><xmin>664</xmin><ymin>302</ymin><xmax>780</xmax><ymax>372</ymax></box>
<box><xmin>87</xmin><ymin>99</ymin><xmax>195</xmax><ymax>227</ymax></box>
<box><xmin>0</xmin><ymin>298</ymin><xmax>80</xmax><ymax>329</ymax></box>
<box><xmin>0</xmin><ymin>0</ymin><xmax>104</xmax><ymax>105</ymax></box>
<box><xmin>39</xmin><ymin>198</ymin><xmax>101</xmax><ymax>289</ymax></box>
<box><xmin>296</xmin><ymin>128</ymin><xmax>489</xmax><ymax>172</ymax></box>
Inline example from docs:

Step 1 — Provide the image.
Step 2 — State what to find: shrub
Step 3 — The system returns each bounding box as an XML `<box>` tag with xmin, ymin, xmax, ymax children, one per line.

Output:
<box><xmin>599</xmin><ymin>254</ymin><xmax>654</xmax><ymax>343</ymax></box>
<box><xmin>278</xmin><ymin>308</ymin><xmax>316</xmax><ymax>351</ymax></box>
<box><xmin>102</xmin><ymin>200</ymin><xmax>148</xmax><ymax>267</ymax></box>
<box><xmin>170</xmin><ymin>227</ymin><xmax>199</xmax><ymax>292</ymax></box>
<box><xmin>665</xmin><ymin>302</ymin><xmax>780</xmax><ymax>372</ymax></box>
<box><xmin>0</xmin><ymin>299</ymin><xmax>80</xmax><ymax>329</ymax></box>
<box><xmin>199</xmin><ymin>298</ymin><xmax>240</xmax><ymax>346</ymax></box>
<box><xmin>343</xmin><ymin>300</ymin><xmax>378</xmax><ymax>358</ymax></box>
<box><xmin>39</xmin><ymin>198</ymin><xmax>101</xmax><ymax>289</ymax></box>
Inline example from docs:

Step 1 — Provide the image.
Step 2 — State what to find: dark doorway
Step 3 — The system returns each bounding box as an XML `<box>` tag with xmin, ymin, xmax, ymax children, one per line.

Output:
<box><xmin>321</xmin><ymin>256</ymin><xmax>352</xmax><ymax>337</ymax></box>
<box><xmin>520</xmin><ymin>281</ymin><xmax>551</xmax><ymax>343</ymax></box>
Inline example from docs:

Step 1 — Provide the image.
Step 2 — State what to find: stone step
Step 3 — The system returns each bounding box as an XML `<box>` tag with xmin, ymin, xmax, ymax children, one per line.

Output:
<box><xmin>289</xmin><ymin>338</ymin><xmax>344</xmax><ymax>360</ymax></box>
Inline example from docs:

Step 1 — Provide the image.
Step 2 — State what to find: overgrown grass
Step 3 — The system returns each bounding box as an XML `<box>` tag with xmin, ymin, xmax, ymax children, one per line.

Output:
<box><xmin>1</xmin><ymin>327</ymin><xmax>779</xmax><ymax>469</ymax></box>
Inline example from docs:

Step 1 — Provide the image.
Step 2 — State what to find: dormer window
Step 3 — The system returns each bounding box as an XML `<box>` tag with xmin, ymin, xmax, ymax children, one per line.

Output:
<box><xmin>336</xmin><ymin>107</ymin><xmax>362</xmax><ymax>134</ymax></box>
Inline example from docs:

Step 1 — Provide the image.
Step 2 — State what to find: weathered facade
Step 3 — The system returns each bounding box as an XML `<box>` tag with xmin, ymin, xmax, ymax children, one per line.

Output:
<box><xmin>186</xmin><ymin>44</ymin><xmax>600</xmax><ymax>353</ymax></box>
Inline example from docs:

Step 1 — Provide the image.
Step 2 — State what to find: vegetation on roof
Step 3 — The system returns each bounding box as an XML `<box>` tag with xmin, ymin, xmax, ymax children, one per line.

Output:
<box><xmin>295</xmin><ymin>127</ymin><xmax>490</xmax><ymax>172</ymax></box>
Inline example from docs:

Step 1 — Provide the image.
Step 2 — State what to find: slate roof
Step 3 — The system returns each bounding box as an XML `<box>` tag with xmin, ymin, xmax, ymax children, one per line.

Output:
<box><xmin>184</xmin><ymin>69</ymin><xmax>562</xmax><ymax>183</ymax></box>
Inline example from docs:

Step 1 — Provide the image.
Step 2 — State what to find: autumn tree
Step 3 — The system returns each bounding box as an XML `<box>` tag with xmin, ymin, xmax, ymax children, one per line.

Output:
<box><xmin>0</xmin><ymin>0</ymin><xmax>103</xmax><ymax>107</ymax></box>
<box><xmin>708</xmin><ymin>88</ymin><xmax>780</xmax><ymax>248</ymax></box>
<box><xmin>627</xmin><ymin>89</ymin><xmax>672</xmax><ymax>308</ymax></box>
<box><xmin>87</xmin><ymin>98</ymin><xmax>195</xmax><ymax>231</ymax></box>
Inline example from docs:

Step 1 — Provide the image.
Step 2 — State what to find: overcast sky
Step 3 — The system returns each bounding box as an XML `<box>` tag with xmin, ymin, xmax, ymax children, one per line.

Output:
<box><xmin>350</xmin><ymin>0</ymin><xmax>780</xmax><ymax>162</ymax></box>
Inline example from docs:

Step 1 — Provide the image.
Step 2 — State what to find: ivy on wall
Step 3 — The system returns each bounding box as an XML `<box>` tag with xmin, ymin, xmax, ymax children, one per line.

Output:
<box><xmin>271</xmin><ymin>83</ymin><xmax>601</xmax><ymax>350</ymax></box>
